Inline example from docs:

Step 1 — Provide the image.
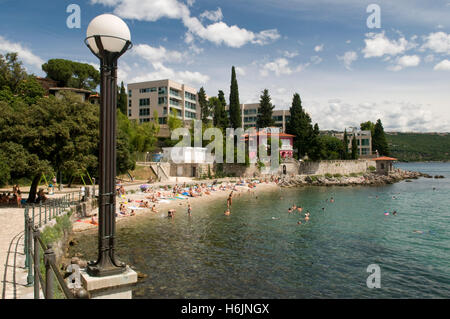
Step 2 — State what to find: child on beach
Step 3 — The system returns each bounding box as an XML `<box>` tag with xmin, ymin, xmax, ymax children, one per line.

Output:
<box><xmin>187</xmin><ymin>204</ymin><xmax>192</xmax><ymax>217</ymax></box>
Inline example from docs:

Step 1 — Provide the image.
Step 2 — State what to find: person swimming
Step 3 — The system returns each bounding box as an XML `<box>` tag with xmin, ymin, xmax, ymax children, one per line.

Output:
<box><xmin>224</xmin><ymin>209</ymin><xmax>231</xmax><ymax>216</ymax></box>
<box><xmin>393</xmin><ymin>210</ymin><xmax>397</xmax><ymax>216</ymax></box>
<box><xmin>168</xmin><ymin>209</ymin><xmax>175</xmax><ymax>218</ymax></box>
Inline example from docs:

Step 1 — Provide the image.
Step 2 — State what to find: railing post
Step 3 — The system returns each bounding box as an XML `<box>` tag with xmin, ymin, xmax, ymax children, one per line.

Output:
<box><xmin>39</xmin><ymin>202</ymin><xmax>42</xmax><ymax>227</ymax></box>
<box><xmin>26</xmin><ymin>217</ymin><xmax>33</xmax><ymax>287</ymax></box>
<box><xmin>44</xmin><ymin>203</ymin><xmax>47</xmax><ymax>224</ymax></box>
<box><xmin>44</xmin><ymin>244</ymin><xmax>55</xmax><ymax>299</ymax></box>
<box><xmin>32</xmin><ymin>204</ymin><xmax>35</xmax><ymax>227</ymax></box>
<box><xmin>24</xmin><ymin>207</ymin><xmax>28</xmax><ymax>255</ymax></box>
<box><xmin>33</xmin><ymin>227</ymin><xmax>40</xmax><ymax>298</ymax></box>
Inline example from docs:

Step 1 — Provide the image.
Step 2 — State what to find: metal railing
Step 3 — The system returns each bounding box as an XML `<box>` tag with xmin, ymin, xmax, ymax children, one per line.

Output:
<box><xmin>23</xmin><ymin>191</ymin><xmax>89</xmax><ymax>299</ymax></box>
<box><xmin>24</xmin><ymin>191</ymin><xmax>84</xmax><ymax>229</ymax></box>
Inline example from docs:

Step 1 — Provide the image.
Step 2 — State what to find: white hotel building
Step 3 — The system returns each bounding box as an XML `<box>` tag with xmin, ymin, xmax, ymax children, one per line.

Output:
<box><xmin>127</xmin><ymin>79</ymin><xmax>200</xmax><ymax>128</ymax></box>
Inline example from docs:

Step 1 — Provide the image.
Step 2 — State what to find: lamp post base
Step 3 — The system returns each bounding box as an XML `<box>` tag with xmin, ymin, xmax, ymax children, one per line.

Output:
<box><xmin>86</xmin><ymin>260</ymin><xmax>126</xmax><ymax>277</ymax></box>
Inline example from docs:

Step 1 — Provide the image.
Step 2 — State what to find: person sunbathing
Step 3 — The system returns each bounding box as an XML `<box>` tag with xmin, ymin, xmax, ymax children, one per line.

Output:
<box><xmin>151</xmin><ymin>205</ymin><xmax>158</xmax><ymax>213</ymax></box>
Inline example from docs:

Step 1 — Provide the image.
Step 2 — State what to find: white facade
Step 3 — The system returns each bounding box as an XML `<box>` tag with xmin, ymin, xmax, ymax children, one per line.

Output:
<box><xmin>162</xmin><ymin>147</ymin><xmax>212</xmax><ymax>164</ymax></box>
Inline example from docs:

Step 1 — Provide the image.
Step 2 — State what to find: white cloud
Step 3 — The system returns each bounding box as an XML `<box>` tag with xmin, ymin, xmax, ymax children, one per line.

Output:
<box><xmin>128</xmin><ymin>61</ymin><xmax>209</xmax><ymax>86</ymax></box>
<box><xmin>422</xmin><ymin>32</ymin><xmax>450</xmax><ymax>54</ymax></box>
<box><xmin>91</xmin><ymin>0</ymin><xmax>280</xmax><ymax>48</ymax></box>
<box><xmin>389</xmin><ymin>55</ymin><xmax>421</xmax><ymax>71</ymax></box>
<box><xmin>337</xmin><ymin>51</ymin><xmax>357</xmax><ymax>70</ymax></box>
<box><xmin>362</xmin><ymin>32</ymin><xmax>408</xmax><ymax>58</ymax></box>
<box><xmin>314</xmin><ymin>44</ymin><xmax>324</xmax><ymax>52</ymax></box>
<box><xmin>261</xmin><ymin>58</ymin><xmax>293</xmax><ymax>76</ymax></box>
<box><xmin>0</xmin><ymin>36</ymin><xmax>44</xmax><ymax>69</ymax></box>
<box><xmin>199</xmin><ymin>8</ymin><xmax>223</xmax><ymax>22</ymax></box>
<box><xmin>132</xmin><ymin>44</ymin><xmax>184</xmax><ymax>63</ymax></box>
<box><xmin>310</xmin><ymin>98</ymin><xmax>448</xmax><ymax>132</ymax></box>
<box><xmin>283</xmin><ymin>50</ymin><xmax>299</xmax><ymax>58</ymax></box>
<box><xmin>434</xmin><ymin>59</ymin><xmax>450</xmax><ymax>71</ymax></box>
<box><xmin>235</xmin><ymin>67</ymin><xmax>246</xmax><ymax>76</ymax></box>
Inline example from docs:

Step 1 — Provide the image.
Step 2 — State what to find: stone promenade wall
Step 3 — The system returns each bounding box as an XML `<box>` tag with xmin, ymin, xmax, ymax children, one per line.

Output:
<box><xmin>299</xmin><ymin>160</ymin><xmax>376</xmax><ymax>176</ymax></box>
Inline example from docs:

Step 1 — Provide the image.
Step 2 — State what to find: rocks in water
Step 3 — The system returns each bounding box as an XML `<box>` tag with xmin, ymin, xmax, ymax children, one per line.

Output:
<box><xmin>279</xmin><ymin>169</ymin><xmax>424</xmax><ymax>188</ymax></box>
<box><xmin>434</xmin><ymin>175</ymin><xmax>445</xmax><ymax>179</ymax></box>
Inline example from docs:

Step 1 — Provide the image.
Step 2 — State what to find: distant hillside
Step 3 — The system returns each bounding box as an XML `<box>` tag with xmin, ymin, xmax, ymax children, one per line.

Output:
<box><xmin>387</xmin><ymin>132</ymin><xmax>450</xmax><ymax>162</ymax></box>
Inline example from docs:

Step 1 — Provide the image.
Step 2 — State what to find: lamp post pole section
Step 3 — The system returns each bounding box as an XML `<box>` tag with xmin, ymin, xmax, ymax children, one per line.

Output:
<box><xmin>84</xmin><ymin>14</ymin><xmax>132</xmax><ymax>277</ymax></box>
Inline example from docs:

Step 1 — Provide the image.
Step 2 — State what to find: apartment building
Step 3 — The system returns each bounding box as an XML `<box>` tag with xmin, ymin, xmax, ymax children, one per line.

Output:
<box><xmin>127</xmin><ymin>79</ymin><xmax>199</xmax><ymax>127</ymax></box>
<box><xmin>225</xmin><ymin>103</ymin><xmax>291</xmax><ymax>131</ymax></box>
<box><xmin>334</xmin><ymin>128</ymin><xmax>373</xmax><ymax>157</ymax></box>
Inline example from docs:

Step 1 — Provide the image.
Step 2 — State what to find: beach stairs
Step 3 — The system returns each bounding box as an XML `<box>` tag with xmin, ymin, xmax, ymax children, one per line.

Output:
<box><xmin>150</xmin><ymin>164</ymin><xmax>170</xmax><ymax>182</ymax></box>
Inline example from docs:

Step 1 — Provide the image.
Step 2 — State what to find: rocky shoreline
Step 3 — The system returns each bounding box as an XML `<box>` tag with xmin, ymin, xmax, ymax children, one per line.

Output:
<box><xmin>278</xmin><ymin>170</ymin><xmax>440</xmax><ymax>187</ymax></box>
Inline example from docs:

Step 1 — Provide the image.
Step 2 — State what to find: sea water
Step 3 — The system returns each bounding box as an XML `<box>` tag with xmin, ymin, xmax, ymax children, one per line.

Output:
<box><xmin>70</xmin><ymin>162</ymin><xmax>450</xmax><ymax>298</ymax></box>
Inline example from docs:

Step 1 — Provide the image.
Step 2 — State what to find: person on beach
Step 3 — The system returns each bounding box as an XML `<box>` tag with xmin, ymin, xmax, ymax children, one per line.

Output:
<box><xmin>187</xmin><ymin>204</ymin><xmax>192</xmax><ymax>217</ymax></box>
<box><xmin>224</xmin><ymin>209</ymin><xmax>231</xmax><ymax>216</ymax></box>
<box><xmin>152</xmin><ymin>205</ymin><xmax>158</xmax><ymax>213</ymax></box>
<box><xmin>168</xmin><ymin>209</ymin><xmax>175</xmax><ymax>218</ymax></box>
<box><xmin>227</xmin><ymin>192</ymin><xmax>233</xmax><ymax>208</ymax></box>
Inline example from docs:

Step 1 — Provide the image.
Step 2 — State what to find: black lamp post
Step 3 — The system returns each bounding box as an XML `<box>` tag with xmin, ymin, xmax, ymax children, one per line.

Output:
<box><xmin>85</xmin><ymin>14</ymin><xmax>132</xmax><ymax>277</ymax></box>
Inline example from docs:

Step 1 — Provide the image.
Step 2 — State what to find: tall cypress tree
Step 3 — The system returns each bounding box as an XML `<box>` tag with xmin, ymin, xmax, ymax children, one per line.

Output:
<box><xmin>229</xmin><ymin>66</ymin><xmax>241</xmax><ymax>129</ymax></box>
<box><xmin>256</xmin><ymin>89</ymin><xmax>275</xmax><ymax>129</ymax></box>
<box><xmin>198</xmin><ymin>87</ymin><xmax>209</xmax><ymax>125</ymax></box>
<box><xmin>351</xmin><ymin>134</ymin><xmax>358</xmax><ymax>159</ymax></box>
<box><xmin>212</xmin><ymin>90</ymin><xmax>229</xmax><ymax>130</ymax></box>
<box><xmin>286</xmin><ymin>93</ymin><xmax>314</xmax><ymax>159</ymax></box>
<box><xmin>343</xmin><ymin>129</ymin><xmax>349</xmax><ymax>160</ymax></box>
<box><xmin>373</xmin><ymin>119</ymin><xmax>390</xmax><ymax>156</ymax></box>
<box><xmin>118</xmin><ymin>81</ymin><xmax>127</xmax><ymax>115</ymax></box>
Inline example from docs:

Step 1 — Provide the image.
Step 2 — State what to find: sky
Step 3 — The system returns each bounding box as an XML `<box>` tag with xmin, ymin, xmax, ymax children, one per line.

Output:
<box><xmin>0</xmin><ymin>0</ymin><xmax>449</xmax><ymax>132</ymax></box>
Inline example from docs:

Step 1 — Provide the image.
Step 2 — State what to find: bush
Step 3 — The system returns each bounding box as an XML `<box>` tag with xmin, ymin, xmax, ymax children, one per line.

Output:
<box><xmin>333</xmin><ymin>173</ymin><xmax>342</xmax><ymax>178</ymax></box>
<box><xmin>368</xmin><ymin>166</ymin><xmax>376</xmax><ymax>172</ymax></box>
<box><xmin>325</xmin><ymin>173</ymin><xmax>333</xmax><ymax>178</ymax></box>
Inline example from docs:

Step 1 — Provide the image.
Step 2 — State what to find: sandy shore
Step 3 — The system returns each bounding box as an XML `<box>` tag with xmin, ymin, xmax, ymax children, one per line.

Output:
<box><xmin>73</xmin><ymin>181</ymin><xmax>280</xmax><ymax>234</ymax></box>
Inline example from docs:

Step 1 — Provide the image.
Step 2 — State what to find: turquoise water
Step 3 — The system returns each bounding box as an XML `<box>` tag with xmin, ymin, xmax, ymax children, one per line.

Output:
<box><xmin>71</xmin><ymin>162</ymin><xmax>450</xmax><ymax>298</ymax></box>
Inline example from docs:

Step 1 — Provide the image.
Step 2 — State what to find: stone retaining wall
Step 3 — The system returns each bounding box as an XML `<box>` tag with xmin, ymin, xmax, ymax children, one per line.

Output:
<box><xmin>299</xmin><ymin>160</ymin><xmax>376</xmax><ymax>176</ymax></box>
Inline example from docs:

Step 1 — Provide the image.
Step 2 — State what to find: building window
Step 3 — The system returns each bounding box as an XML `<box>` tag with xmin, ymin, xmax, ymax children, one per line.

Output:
<box><xmin>170</xmin><ymin>98</ymin><xmax>181</xmax><ymax>107</ymax></box>
<box><xmin>185</xmin><ymin>101</ymin><xmax>196</xmax><ymax>110</ymax></box>
<box><xmin>139</xmin><ymin>108</ymin><xmax>150</xmax><ymax>116</ymax></box>
<box><xmin>128</xmin><ymin>100</ymin><xmax>132</xmax><ymax>107</ymax></box>
<box><xmin>158</xmin><ymin>117</ymin><xmax>167</xmax><ymax>125</ymax></box>
<box><xmin>128</xmin><ymin>109</ymin><xmax>132</xmax><ymax>117</ymax></box>
<box><xmin>244</xmin><ymin>109</ymin><xmax>257</xmax><ymax>115</ymax></box>
<box><xmin>139</xmin><ymin>98</ymin><xmax>150</xmax><ymax>106</ymax></box>
<box><xmin>158</xmin><ymin>87</ymin><xmax>167</xmax><ymax>95</ymax></box>
<box><xmin>139</xmin><ymin>118</ymin><xmax>150</xmax><ymax>123</ymax></box>
<box><xmin>158</xmin><ymin>97</ymin><xmax>167</xmax><ymax>105</ymax></box>
<box><xmin>128</xmin><ymin>90</ymin><xmax>132</xmax><ymax>97</ymax></box>
<box><xmin>139</xmin><ymin>87</ymin><xmax>156</xmax><ymax>93</ymax></box>
<box><xmin>185</xmin><ymin>110</ymin><xmax>196</xmax><ymax>119</ymax></box>
<box><xmin>169</xmin><ymin>88</ymin><xmax>181</xmax><ymax>97</ymax></box>
<box><xmin>185</xmin><ymin>92</ymin><xmax>196</xmax><ymax>101</ymax></box>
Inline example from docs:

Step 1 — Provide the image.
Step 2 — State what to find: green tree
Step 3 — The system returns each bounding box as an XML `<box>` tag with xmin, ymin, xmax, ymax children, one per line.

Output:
<box><xmin>342</xmin><ymin>129</ymin><xmax>349</xmax><ymax>160</ymax></box>
<box><xmin>320</xmin><ymin>135</ymin><xmax>346</xmax><ymax>160</ymax></box>
<box><xmin>117</xmin><ymin>81</ymin><xmax>127</xmax><ymax>114</ymax></box>
<box><xmin>286</xmin><ymin>93</ymin><xmax>314</xmax><ymax>159</ymax></box>
<box><xmin>42</xmin><ymin>59</ymin><xmax>100</xmax><ymax>90</ymax></box>
<box><xmin>0</xmin><ymin>92</ymin><xmax>99</xmax><ymax>202</ymax></box>
<box><xmin>351</xmin><ymin>134</ymin><xmax>358</xmax><ymax>159</ymax></box>
<box><xmin>360</xmin><ymin>121</ymin><xmax>375</xmax><ymax>136</ymax></box>
<box><xmin>211</xmin><ymin>93</ymin><xmax>229</xmax><ymax>131</ymax></box>
<box><xmin>229</xmin><ymin>66</ymin><xmax>241</xmax><ymax>129</ymax></box>
<box><xmin>0</xmin><ymin>53</ymin><xmax>28</xmax><ymax>92</ymax></box>
<box><xmin>198</xmin><ymin>87</ymin><xmax>210</xmax><ymax>125</ymax></box>
<box><xmin>373</xmin><ymin>119</ymin><xmax>390</xmax><ymax>156</ymax></box>
<box><xmin>256</xmin><ymin>89</ymin><xmax>275</xmax><ymax>129</ymax></box>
